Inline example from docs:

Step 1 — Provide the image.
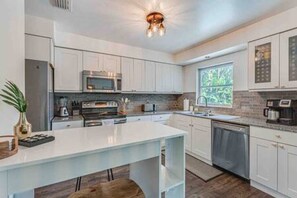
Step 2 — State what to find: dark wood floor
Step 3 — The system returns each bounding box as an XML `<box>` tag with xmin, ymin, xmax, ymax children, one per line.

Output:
<box><xmin>35</xmin><ymin>165</ymin><xmax>272</xmax><ymax>198</ymax></box>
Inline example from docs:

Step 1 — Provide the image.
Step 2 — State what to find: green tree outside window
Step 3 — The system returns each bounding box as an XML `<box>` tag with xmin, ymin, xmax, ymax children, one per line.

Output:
<box><xmin>198</xmin><ymin>63</ymin><xmax>233</xmax><ymax>106</ymax></box>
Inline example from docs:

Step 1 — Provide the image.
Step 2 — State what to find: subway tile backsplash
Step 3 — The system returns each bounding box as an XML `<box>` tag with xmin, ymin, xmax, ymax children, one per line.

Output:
<box><xmin>177</xmin><ymin>91</ymin><xmax>297</xmax><ymax>119</ymax></box>
<box><xmin>54</xmin><ymin>93</ymin><xmax>180</xmax><ymax>115</ymax></box>
<box><xmin>55</xmin><ymin>91</ymin><xmax>297</xmax><ymax>119</ymax></box>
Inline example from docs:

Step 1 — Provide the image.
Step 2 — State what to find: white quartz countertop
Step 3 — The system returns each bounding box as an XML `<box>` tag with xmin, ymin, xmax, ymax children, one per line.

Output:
<box><xmin>0</xmin><ymin>122</ymin><xmax>186</xmax><ymax>172</ymax></box>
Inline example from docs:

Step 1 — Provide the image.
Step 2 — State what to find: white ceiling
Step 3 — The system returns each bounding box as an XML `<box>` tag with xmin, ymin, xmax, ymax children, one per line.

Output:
<box><xmin>25</xmin><ymin>0</ymin><xmax>297</xmax><ymax>54</ymax></box>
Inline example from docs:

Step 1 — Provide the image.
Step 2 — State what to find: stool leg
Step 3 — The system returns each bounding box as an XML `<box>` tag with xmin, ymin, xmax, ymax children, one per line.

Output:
<box><xmin>75</xmin><ymin>177</ymin><xmax>81</xmax><ymax>192</ymax></box>
<box><xmin>107</xmin><ymin>169</ymin><xmax>111</xmax><ymax>181</ymax></box>
<box><xmin>110</xmin><ymin>169</ymin><xmax>114</xmax><ymax>180</ymax></box>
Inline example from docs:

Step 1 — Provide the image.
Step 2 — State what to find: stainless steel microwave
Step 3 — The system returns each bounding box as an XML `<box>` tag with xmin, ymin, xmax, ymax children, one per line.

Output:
<box><xmin>82</xmin><ymin>70</ymin><xmax>122</xmax><ymax>93</ymax></box>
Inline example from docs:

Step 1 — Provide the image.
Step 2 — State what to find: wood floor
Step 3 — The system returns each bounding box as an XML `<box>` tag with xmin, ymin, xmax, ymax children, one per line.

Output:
<box><xmin>35</xmin><ymin>165</ymin><xmax>272</xmax><ymax>198</ymax></box>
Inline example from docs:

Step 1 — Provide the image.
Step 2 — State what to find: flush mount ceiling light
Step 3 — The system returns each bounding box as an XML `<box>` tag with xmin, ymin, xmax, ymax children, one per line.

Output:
<box><xmin>146</xmin><ymin>12</ymin><xmax>166</xmax><ymax>38</ymax></box>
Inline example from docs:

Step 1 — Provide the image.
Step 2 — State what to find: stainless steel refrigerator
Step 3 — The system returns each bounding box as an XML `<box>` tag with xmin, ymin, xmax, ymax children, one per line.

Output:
<box><xmin>25</xmin><ymin>59</ymin><xmax>54</xmax><ymax>132</ymax></box>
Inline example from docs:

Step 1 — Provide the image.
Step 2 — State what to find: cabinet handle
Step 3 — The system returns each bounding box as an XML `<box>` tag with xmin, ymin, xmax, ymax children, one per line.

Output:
<box><xmin>66</xmin><ymin>125</ymin><xmax>71</xmax><ymax>127</ymax></box>
<box><xmin>279</xmin><ymin>145</ymin><xmax>285</xmax><ymax>149</ymax></box>
<box><xmin>272</xmin><ymin>143</ymin><xmax>278</xmax><ymax>147</ymax></box>
<box><xmin>281</xmin><ymin>86</ymin><xmax>286</xmax><ymax>88</ymax></box>
<box><xmin>275</xmin><ymin>135</ymin><xmax>281</xmax><ymax>138</ymax></box>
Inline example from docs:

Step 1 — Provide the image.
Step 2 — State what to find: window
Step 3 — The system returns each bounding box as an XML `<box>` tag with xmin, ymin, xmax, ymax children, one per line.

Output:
<box><xmin>198</xmin><ymin>63</ymin><xmax>233</xmax><ymax>107</ymax></box>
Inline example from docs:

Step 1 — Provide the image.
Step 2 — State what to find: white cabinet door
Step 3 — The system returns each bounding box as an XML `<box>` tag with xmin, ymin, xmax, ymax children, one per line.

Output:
<box><xmin>83</xmin><ymin>51</ymin><xmax>103</xmax><ymax>71</ymax></box>
<box><xmin>121</xmin><ymin>57</ymin><xmax>134</xmax><ymax>91</ymax></box>
<box><xmin>25</xmin><ymin>34</ymin><xmax>51</xmax><ymax>63</ymax></box>
<box><xmin>103</xmin><ymin>54</ymin><xmax>121</xmax><ymax>73</ymax></box>
<box><xmin>172</xmin><ymin>65</ymin><xmax>183</xmax><ymax>93</ymax></box>
<box><xmin>278</xmin><ymin>144</ymin><xmax>297</xmax><ymax>198</ymax></box>
<box><xmin>156</xmin><ymin>63</ymin><xmax>173</xmax><ymax>92</ymax></box>
<box><xmin>133</xmin><ymin>59</ymin><xmax>145</xmax><ymax>91</ymax></box>
<box><xmin>191</xmin><ymin>123</ymin><xmax>211</xmax><ymax>161</ymax></box>
<box><xmin>174</xmin><ymin>115</ymin><xmax>192</xmax><ymax>151</ymax></box>
<box><xmin>55</xmin><ymin>48</ymin><xmax>83</xmax><ymax>92</ymax></box>
<box><xmin>250</xmin><ymin>137</ymin><xmax>278</xmax><ymax>190</ymax></box>
<box><xmin>248</xmin><ymin>35</ymin><xmax>280</xmax><ymax>90</ymax></box>
<box><xmin>145</xmin><ymin>61</ymin><xmax>156</xmax><ymax>92</ymax></box>
<box><xmin>280</xmin><ymin>28</ymin><xmax>297</xmax><ymax>88</ymax></box>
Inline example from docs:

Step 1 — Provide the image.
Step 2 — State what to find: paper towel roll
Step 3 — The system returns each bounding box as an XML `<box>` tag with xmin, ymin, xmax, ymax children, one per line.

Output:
<box><xmin>183</xmin><ymin>99</ymin><xmax>189</xmax><ymax>111</ymax></box>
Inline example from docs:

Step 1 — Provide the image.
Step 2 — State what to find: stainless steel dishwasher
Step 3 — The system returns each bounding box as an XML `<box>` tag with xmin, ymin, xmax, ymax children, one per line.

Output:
<box><xmin>212</xmin><ymin>121</ymin><xmax>250</xmax><ymax>179</ymax></box>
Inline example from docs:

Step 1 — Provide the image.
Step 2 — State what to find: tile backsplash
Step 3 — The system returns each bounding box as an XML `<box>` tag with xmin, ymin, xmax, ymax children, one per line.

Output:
<box><xmin>55</xmin><ymin>91</ymin><xmax>297</xmax><ymax>119</ymax></box>
<box><xmin>177</xmin><ymin>91</ymin><xmax>297</xmax><ymax>119</ymax></box>
<box><xmin>54</xmin><ymin>93</ymin><xmax>179</xmax><ymax>115</ymax></box>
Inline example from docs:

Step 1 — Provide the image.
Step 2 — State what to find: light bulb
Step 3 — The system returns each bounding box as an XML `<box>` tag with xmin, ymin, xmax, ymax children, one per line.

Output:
<box><xmin>159</xmin><ymin>23</ymin><xmax>165</xmax><ymax>36</ymax></box>
<box><xmin>147</xmin><ymin>28</ymin><xmax>153</xmax><ymax>38</ymax></box>
<box><xmin>152</xmin><ymin>23</ymin><xmax>158</xmax><ymax>32</ymax></box>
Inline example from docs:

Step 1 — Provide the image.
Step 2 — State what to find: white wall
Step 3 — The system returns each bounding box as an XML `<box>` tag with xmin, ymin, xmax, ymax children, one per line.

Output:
<box><xmin>0</xmin><ymin>0</ymin><xmax>25</xmax><ymax>134</ymax></box>
<box><xmin>25</xmin><ymin>15</ymin><xmax>55</xmax><ymax>38</ymax></box>
<box><xmin>54</xmin><ymin>31</ymin><xmax>175</xmax><ymax>64</ymax></box>
<box><xmin>183</xmin><ymin>50</ymin><xmax>248</xmax><ymax>93</ymax></box>
<box><xmin>175</xmin><ymin>6</ymin><xmax>297</xmax><ymax>64</ymax></box>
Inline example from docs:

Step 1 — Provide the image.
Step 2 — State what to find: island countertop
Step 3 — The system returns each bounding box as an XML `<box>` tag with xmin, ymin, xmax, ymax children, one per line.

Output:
<box><xmin>0</xmin><ymin>122</ymin><xmax>186</xmax><ymax>172</ymax></box>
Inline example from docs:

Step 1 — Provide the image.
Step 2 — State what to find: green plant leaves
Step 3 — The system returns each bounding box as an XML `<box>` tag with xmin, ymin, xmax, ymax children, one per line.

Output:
<box><xmin>0</xmin><ymin>81</ymin><xmax>27</xmax><ymax>112</ymax></box>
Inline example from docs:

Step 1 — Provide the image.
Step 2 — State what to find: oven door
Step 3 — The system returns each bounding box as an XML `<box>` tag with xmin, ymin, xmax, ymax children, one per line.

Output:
<box><xmin>83</xmin><ymin>75</ymin><xmax>118</xmax><ymax>93</ymax></box>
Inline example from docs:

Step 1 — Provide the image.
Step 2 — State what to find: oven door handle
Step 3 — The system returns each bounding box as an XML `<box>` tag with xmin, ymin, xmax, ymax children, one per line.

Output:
<box><xmin>86</xmin><ymin>122</ymin><xmax>102</xmax><ymax>127</ymax></box>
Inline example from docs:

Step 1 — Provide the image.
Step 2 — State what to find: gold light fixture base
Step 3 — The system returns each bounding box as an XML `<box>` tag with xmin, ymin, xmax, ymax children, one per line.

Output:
<box><xmin>146</xmin><ymin>12</ymin><xmax>164</xmax><ymax>24</ymax></box>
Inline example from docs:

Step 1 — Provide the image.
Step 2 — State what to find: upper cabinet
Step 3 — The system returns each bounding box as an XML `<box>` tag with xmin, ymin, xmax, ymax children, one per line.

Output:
<box><xmin>156</xmin><ymin>63</ymin><xmax>183</xmax><ymax>93</ymax></box>
<box><xmin>121</xmin><ymin>58</ymin><xmax>145</xmax><ymax>92</ymax></box>
<box><xmin>249</xmin><ymin>28</ymin><xmax>297</xmax><ymax>91</ymax></box>
<box><xmin>103</xmin><ymin>54</ymin><xmax>121</xmax><ymax>73</ymax></box>
<box><xmin>248</xmin><ymin>35</ymin><xmax>280</xmax><ymax>90</ymax></box>
<box><xmin>25</xmin><ymin>34</ymin><xmax>54</xmax><ymax>64</ymax></box>
<box><xmin>83</xmin><ymin>52</ymin><xmax>120</xmax><ymax>73</ymax></box>
<box><xmin>280</xmin><ymin>29</ymin><xmax>297</xmax><ymax>88</ymax></box>
<box><xmin>55</xmin><ymin>47</ymin><xmax>83</xmax><ymax>92</ymax></box>
<box><xmin>82</xmin><ymin>51</ymin><xmax>103</xmax><ymax>71</ymax></box>
<box><xmin>144</xmin><ymin>61</ymin><xmax>156</xmax><ymax>92</ymax></box>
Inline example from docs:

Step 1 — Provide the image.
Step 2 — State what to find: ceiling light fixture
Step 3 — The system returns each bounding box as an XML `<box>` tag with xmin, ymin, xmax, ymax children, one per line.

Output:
<box><xmin>146</xmin><ymin>12</ymin><xmax>165</xmax><ymax>37</ymax></box>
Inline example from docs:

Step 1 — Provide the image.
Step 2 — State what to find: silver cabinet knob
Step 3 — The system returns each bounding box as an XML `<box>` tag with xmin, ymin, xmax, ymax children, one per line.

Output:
<box><xmin>279</xmin><ymin>145</ymin><xmax>285</xmax><ymax>149</ymax></box>
<box><xmin>275</xmin><ymin>135</ymin><xmax>281</xmax><ymax>138</ymax></box>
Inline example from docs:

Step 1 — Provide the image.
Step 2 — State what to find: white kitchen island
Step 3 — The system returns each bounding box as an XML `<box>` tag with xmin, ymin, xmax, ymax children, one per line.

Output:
<box><xmin>0</xmin><ymin>122</ymin><xmax>186</xmax><ymax>198</ymax></box>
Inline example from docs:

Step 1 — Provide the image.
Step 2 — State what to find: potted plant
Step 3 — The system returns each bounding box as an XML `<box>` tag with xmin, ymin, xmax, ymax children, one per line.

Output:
<box><xmin>0</xmin><ymin>81</ymin><xmax>31</xmax><ymax>139</ymax></box>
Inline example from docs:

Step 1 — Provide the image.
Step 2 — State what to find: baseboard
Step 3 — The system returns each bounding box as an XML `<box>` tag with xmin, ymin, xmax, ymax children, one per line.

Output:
<box><xmin>251</xmin><ymin>180</ymin><xmax>288</xmax><ymax>198</ymax></box>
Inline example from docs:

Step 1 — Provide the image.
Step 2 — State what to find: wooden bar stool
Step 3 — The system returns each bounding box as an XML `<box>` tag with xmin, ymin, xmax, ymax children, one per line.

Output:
<box><xmin>68</xmin><ymin>178</ymin><xmax>145</xmax><ymax>198</ymax></box>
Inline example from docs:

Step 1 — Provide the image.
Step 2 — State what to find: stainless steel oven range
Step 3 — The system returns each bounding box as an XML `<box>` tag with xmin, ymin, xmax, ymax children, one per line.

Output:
<box><xmin>81</xmin><ymin>100</ymin><xmax>127</xmax><ymax>127</ymax></box>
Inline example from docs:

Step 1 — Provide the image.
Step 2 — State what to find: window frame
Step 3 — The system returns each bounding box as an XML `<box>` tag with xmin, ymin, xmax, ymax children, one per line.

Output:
<box><xmin>196</xmin><ymin>62</ymin><xmax>234</xmax><ymax>108</ymax></box>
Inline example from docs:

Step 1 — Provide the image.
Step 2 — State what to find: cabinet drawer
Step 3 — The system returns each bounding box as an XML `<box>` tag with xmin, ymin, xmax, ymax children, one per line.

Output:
<box><xmin>152</xmin><ymin>114</ymin><xmax>172</xmax><ymax>122</ymax></box>
<box><xmin>191</xmin><ymin>117</ymin><xmax>211</xmax><ymax>128</ymax></box>
<box><xmin>127</xmin><ymin>116</ymin><xmax>152</xmax><ymax>122</ymax></box>
<box><xmin>250</xmin><ymin>126</ymin><xmax>297</xmax><ymax>147</ymax></box>
<box><xmin>52</xmin><ymin>120</ymin><xmax>83</xmax><ymax>130</ymax></box>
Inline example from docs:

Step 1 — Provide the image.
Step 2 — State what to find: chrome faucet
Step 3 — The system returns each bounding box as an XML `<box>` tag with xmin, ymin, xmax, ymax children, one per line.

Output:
<box><xmin>197</xmin><ymin>96</ymin><xmax>211</xmax><ymax>116</ymax></box>
<box><xmin>197</xmin><ymin>96</ymin><xmax>208</xmax><ymax>107</ymax></box>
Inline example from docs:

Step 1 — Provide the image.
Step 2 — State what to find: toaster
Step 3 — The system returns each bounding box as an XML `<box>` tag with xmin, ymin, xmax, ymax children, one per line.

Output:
<box><xmin>142</xmin><ymin>104</ymin><xmax>157</xmax><ymax>112</ymax></box>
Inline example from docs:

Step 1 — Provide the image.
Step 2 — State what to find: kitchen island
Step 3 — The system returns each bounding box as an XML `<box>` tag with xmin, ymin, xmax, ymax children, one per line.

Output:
<box><xmin>0</xmin><ymin>122</ymin><xmax>186</xmax><ymax>198</ymax></box>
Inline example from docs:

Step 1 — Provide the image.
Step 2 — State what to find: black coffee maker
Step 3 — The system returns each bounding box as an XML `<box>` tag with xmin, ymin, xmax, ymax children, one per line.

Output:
<box><xmin>264</xmin><ymin>99</ymin><xmax>297</xmax><ymax>125</ymax></box>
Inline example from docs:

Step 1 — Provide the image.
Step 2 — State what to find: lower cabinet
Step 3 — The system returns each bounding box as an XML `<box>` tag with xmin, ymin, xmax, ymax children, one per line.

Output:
<box><xmin>250</xmin><ymin>126</ymin><xmax>297</xmax><ymax>198</ymax></box>
<box><xmin>278</xmin><ymin>144</ymin><xmax>297</xmax><ymax>198</ymax></box>
<box><xmin>172</xmin><ymin>114</ymin><xmax>211</xmax><ymax>164</ymax></box>
<box><xmin>250</xmin><ymin>137</ymin><xmax>278</xmax><ymax>190</ymax></box>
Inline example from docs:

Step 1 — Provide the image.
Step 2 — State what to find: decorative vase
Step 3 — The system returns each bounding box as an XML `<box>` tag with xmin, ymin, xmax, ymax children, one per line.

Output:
<box><xmin>14</xmin><ymin>112</ymin><xmax>32</xmax><ymax>139</ymax></box>
<box><xmin>119</xmin><ymin>104</ymin><xmax>127</xmax><ymax>114</ymax></box>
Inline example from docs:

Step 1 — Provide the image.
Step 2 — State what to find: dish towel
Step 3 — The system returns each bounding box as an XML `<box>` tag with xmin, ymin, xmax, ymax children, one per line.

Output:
<box><xmin>102</xmin><ymin>119</ymin><xmax>114</xmax><ymax>126</ymax></box>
